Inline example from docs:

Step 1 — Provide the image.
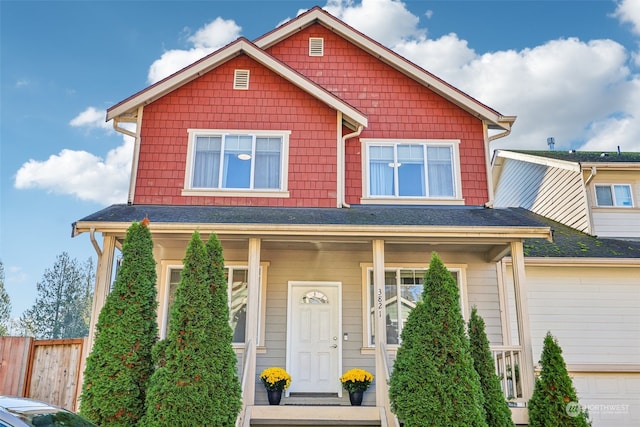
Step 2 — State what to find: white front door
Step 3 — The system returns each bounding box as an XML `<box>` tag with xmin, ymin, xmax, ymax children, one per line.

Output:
<box><xmin>287</xmin><ymin>281</ymin><xmax>342</xmax><ymax>395</ymax></box>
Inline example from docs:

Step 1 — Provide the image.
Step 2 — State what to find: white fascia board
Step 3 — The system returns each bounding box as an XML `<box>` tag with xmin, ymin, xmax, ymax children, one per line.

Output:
<box><xmin>494</xmin><ymin>150</ymin><xmax>581</xmax><ymax>172</ymax></box>
<box><xmin>107</xmin><ymin>39</ymin><xmax>367</xmax><ymax>127</ymax></box>
<box><xmin>73</xmin><ymin>220</ymin><xmax>551</xmax><ymax>242</ymax></box>
<box><xmin>239</xmin><ymin>41</ymin><xmax>367</xmax><ymax>127</ymax></box>
<box><xmin>256</xmin><ymin>8</ymin><xmax>512</xmax><ymax>130</ymax></box>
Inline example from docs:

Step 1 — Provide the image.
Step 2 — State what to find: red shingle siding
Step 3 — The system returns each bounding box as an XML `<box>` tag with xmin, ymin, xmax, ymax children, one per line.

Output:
<box><xmin>135</xmin><ymin>54</ymin><xmax>339</xmax><ymax>207</ymax></box>
<box><xmin>267</xmin><ymin>24</ymin><xmax>489</xmax><ymax>205</ymax></box>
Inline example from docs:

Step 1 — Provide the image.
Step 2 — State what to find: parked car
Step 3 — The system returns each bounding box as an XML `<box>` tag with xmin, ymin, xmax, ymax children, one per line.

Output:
<box><xmin>0</xmin><ymin>396</ymin><xmax>96</xmax><ymax>427</ymax></box>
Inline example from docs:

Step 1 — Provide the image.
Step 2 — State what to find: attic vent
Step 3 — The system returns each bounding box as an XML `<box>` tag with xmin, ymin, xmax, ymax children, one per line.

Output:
<box><xmin>234</xmin><ymin>69</ymin><xmax>250</xmax><ymax>90</ymax></box>
<box><xmin>309</xmin><ymin>37</ymin><xmax>324</xmax><ymax>56</ymax></box>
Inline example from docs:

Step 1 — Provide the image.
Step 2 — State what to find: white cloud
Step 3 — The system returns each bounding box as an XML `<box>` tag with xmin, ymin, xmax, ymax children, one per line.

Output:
<box><xmin>327</xmin><ymin>0</ymin><xmax>640</xmax><ymax>152</ymax></box>
<box><xmin>14</xmin><ymin>137</ymin><xmax>132</xmax><ymax>205</ymax></box>
<box><xmin>69</xmin><ymin>106</ymin><xmax>112</xmax><ymax>131</ymax></box>
<box><xmin>324</xmin><ymin>0</ymin><xmax>425</xmax><ymax>46</ymax></box>
<box><xmin>147</xmin><ymin>17</ymin><xmax>241</xmax><ymax>84</ymax></box>
<box><xmin>613</xmin><ymin>0</ymin><xmax>640</xmax><ymax>35</ymax></box>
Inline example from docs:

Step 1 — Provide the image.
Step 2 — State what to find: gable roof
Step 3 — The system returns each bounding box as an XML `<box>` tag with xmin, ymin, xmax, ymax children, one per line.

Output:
<box><xmin>107</xmin><ymin>37</ymin><xmax>367</xmax><ymax>128</ymax></box>
<box><xmin>256</xmin><ymin>6</ymin><xmax>515</xmax><ymax>132</ymax></box>
<box><xmin>107</xmin><ymin>6</ymin><xmax>515</xmax><ymax>133</ymax></box>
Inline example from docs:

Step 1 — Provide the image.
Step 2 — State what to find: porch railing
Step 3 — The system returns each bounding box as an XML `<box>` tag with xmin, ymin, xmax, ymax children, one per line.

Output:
<box><xmin>490</xmin><ymin>345</ymin><xmax>526</xmax><ymax>405</ymax></box>
<box><xmin>380</xmin><ymin>342</ymin><xmax>401</xmax><ymax>427</ymax></box>
<box><xmin>236</xmin><ymin>338</ymin><xmax>255</xmax><ymax>427</ymax></box>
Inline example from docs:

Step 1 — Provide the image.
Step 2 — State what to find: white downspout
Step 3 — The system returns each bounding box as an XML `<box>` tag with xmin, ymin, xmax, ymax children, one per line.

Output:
<box><xmin>112</xmin><ymin>106</ymin><xmax>143</xmax><ymax>204</ymax></box>
<box><xmin>486</xmin><ymin>122</ymin><xmax>513</xmax><ymax>208</ymax></box>
<box><xmin>338</xmin><ymin>113</ymin><xmax>363</xmax><ymax>208</ymax></box>
<box><xmin>584</xmin><ymin>165</ymin><xmax>597</xmax><ymax>186</ymax></box>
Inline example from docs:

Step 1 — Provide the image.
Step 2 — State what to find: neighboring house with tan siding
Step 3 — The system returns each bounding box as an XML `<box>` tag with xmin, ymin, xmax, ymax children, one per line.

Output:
<box><xmin>493</xmin><ymin>151</ymin><xmax>640</xmax><ymax>426</ymax></box>
<box><xmin>492</xmin><ymin>149</ymin><xmax>640</xmax><ymax>240</ymax></box>
<box><xmin>71</xmin><ymin>7</ymin><xmax>639</xmax><ymax>426</ymax></box>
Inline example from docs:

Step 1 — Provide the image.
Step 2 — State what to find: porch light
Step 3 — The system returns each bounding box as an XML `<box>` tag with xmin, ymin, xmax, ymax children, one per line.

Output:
<box><xmin>237</xmin><ymin>153</ymin><xmax>252</xmax><ymax>160</ymax></box>
<box><xmin>387</xmin><ymin>162</ymin><xmax>402</xmax><ymax>167</ymax></box>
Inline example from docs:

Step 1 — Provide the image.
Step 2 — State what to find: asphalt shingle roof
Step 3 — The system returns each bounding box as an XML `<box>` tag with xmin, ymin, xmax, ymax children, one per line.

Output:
<box><xmin>75</xmin><ymin>204</ymin><xmax>547</xmax><ymax>227</ymax></box>
<box><xmin>74</xmin><ymin>204</ymin><xmax>640</xmax><ymax>259</ymax></box>
<box><xmin>517</xmin><ymin>210</ymin><xmax>640</xmax><ymax>259</ymax></box>
<box><xmin>509</xmin><ymin>150</ymin><xmax>640</xmax><ymax>164</ymax></box>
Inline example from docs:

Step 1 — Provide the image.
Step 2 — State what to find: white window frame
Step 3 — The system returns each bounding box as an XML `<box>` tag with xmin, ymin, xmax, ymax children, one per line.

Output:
<box><xmin>159</xmin><ymin>260</ymin><xmax>269</xmax><ymax>349</ymax></box>
<box><xmin>360</xmin><ymin>263</ymin><xmax>468</xmax><ymax>349</ymax></box>
<box><xmin>183</xmin><ymin>129</ymin><xmax>291</xmax><ymax>198</ymax></box>
<box><xmin>360</xmin><ymin>139</ymin><xmax>463</xmax><ymax>205</ymax></box>
<box><xmin>594</xmin><ymin>183</ymin><xmax>634</xmax><ymax>207</ymax></box>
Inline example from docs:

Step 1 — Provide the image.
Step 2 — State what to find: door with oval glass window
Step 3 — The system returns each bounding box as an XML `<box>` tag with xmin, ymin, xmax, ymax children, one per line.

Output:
<box><xmin>286</xmin><ymin>281</ymin><xmax>342</xmax><ymax>394</ymax></box>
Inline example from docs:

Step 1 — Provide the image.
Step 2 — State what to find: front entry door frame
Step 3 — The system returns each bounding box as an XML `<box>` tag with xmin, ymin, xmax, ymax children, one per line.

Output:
<box><xmin>286</xmin><ymin>281</ymin><xmax>343</xmax><ymax>396</ymax></box>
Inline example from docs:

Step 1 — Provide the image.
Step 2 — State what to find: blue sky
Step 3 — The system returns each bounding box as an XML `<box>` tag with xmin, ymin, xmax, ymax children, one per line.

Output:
<box><xmin>2</xmin><ymin>0</ymin><xmax>640</xmax><ymax>319</ymax></box>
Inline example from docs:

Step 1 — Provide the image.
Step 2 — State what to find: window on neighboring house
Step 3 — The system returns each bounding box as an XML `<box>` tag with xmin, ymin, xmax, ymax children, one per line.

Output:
<box><xmin>595</xmin><ymin>184</ymin><xmax>633</xmax><ymax>207</ymax></box>
<box><xmin>163</xmin><ymin>265</ymin><xmax>264</xmax><ymax>345</ymax></box>
<box><xmin>365</xmin><ymin>266</ymin><xmax>464</xmax><ymax>346</ymax></box>
<box><xmin>364</xmin><ymin>140</ymin><xmax>460</xmax><ymax>199</ymax></box>
<box><xmin>186</xmin><ymin>130</ymin><xmax>290</xmax><ymax>192</ymax></box>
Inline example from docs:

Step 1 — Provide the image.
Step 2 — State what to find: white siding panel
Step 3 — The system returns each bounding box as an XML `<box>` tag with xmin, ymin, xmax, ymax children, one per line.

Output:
<box><xmin>495</xmin><ymin>158</ymin><xmax>590</xmax><ymax>233</ymax></box>
<box><xmin>592</xmin><ymin>210</ymin><xmax>640</xmax><ymax>239</ymax></box>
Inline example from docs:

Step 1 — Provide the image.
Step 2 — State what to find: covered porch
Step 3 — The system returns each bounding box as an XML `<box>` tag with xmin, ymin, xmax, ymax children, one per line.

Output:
<box><xmin>73</xmin><ymin>205</ymin><xmax>551</xmax><ymax>426</ymax></box>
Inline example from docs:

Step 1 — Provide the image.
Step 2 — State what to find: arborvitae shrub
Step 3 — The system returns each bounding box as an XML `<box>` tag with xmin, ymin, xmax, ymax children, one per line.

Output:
<box><xmin>205</xmin><ymin>233</ymin><xmax>242</xmax><ymax>425</ymax></box>
<box><xmin>142</xmin><ymin>231</ymin><xmax>220</xmax><ymax>426</ymax></box>
<box><xmin>80</xmin><ymin>220</ymin><xmax>158</xmax><ymax>426</ymax></box>
<box><xmin>389</xmin><ymin>252</ymin><xmax>487</xmax><ymax>427</ymax></box>
<box><xmin>528</xmin><ymin>332</ymin><xmax>591</xmax><ymax>426</ymax></box>
<box><xmin>468</xmin><ymin>306</ymin><xmax>514</xmax><ymax>427</ymax></box>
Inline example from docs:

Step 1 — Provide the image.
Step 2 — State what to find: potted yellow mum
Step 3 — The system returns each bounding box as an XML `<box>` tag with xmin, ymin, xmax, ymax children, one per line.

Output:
<box><xmin>340</xmin><ymin>368</ymin><xmax>374</xmax><ymax>406</ymax></box>
<box><xmin>259</xmin><ymin>367</ymin><xmax>291</xmax><ymax>405</ymax></box>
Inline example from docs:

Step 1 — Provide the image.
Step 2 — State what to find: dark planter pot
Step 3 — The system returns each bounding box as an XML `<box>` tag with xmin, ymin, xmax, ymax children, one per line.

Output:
<box><xmin>267</xmin><ymin>389</ymin><xmax>283</xmax><ymax>405</ymax></box>
<box><xmin>349</xmin><ymin>390</ymin><xmax>364</xmax><ymax>406</ymax></box>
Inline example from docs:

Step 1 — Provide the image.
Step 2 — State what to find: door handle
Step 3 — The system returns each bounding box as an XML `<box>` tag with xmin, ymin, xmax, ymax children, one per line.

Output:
<box><xmin>330</xmin><ymin>344</ymin><xmax>337</xmax><ymax>348</ymax></box>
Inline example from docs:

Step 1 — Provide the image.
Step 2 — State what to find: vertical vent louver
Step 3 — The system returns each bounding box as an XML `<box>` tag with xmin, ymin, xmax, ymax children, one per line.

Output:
<box><xmin>309</xmin><ymin>37</ymin><xmax>324</xmax><ymax>56</ymax></box>
<box><xmin>234</xmin><ymin>69</ymin><xmax>250</xmax><ymax>90</ymax></box>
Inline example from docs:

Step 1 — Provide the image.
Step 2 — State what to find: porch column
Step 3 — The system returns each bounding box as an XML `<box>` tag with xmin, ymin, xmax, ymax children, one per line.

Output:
<box><xmin>244</xmin><ymin>237</ymin><xmax>261</xmax><ymax>405</ymax></box>
<box><xmin>372</xmin><ymin>240</ymin><xmax>388</xmax><ymax>406</ymax></box>
<box><xmin>510</xmin><ymin>240</ymin><xmax>535</xmax><ymax>399</ymax></box>
<box><xmin>87</xmin><ymin>235</ymin><xmax>116</xmax><ymax>352</ymax></box>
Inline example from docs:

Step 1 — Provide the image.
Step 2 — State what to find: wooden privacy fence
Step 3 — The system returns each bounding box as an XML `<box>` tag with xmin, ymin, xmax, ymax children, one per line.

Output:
<box><xmin>0</xmin><ymin>336</ymin><xmax>86</xmax><ymax>411</ymax></box>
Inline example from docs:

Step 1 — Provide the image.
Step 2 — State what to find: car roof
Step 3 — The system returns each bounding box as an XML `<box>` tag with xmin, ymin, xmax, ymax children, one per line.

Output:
<box><xmin>0</xmin><ymin>396</ymin><xmax>59</xmax><ymax>412</ymax></box>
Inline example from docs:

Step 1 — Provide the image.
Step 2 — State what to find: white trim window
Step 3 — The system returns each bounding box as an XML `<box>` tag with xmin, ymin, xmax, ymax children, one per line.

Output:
<box><xmin>163</xmin><ymin>265</ymin><xmax>263</xmax><ymax>344</ymax></box>
<box><xmin>363</xmin><ymin>139</ymin><xmax>461</xmax><ymax>201</ymax></box>
<box><xmin>595</xmin><ymin>184</ymin><xmax>633</xmax><ymax>207</ymax></box>
<box><xmin>185</xmin><ymin>129</ymin><xmax>290</xmax><ymax>192</ymax></box>
<box><xmin>365</xmin><ymin>266</ymin><xmax>465</xmax><ymax>346</ymax></box>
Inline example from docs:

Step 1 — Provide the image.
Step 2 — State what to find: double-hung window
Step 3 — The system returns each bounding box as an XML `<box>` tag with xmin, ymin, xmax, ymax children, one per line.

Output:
<box><xmin>364</xmin><ymin>139</ymin><xmax>460</xmax><ymax>201</ymax></box>
<box><xmin>365</xmin><ymin>266</ymin><xmax>465</xmax><ymax>346</ymax></box>
<box><xmin>595</xmin><ymin>184</ymin><xmax>633</xmax><ymax>207</ymax></box>
<box><xmin>162</xmin><ymin>264</ymin><xmax>265</xmax><ymax>345</ymax></box>
<box><xmin>186</xmin><ymin>130</ymin><xmax>290</xmax><ymax>193</ymax></box>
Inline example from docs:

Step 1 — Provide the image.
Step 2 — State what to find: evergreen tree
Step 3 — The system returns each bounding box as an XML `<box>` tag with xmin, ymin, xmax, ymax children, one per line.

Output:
<box><xmin>468</xmin><ymin>306</ymin><xmax>514</xmax><ymax>427</ymax></box>
<box><xmin>21</xmin><ymin>252</ymin><xmax>94</xmax><ymax>338</ymax></box>
<box><xmin>389</xmin><ymin>252</ymin><xmax>486</xmax><ymax>427</ymax></box>
<box><xmin>142</xmin><ymin>231</ymin><xmax>220</xmax><ymax>426</ymax></box>
<box><xmin>0</xmin><ymin>261</ymin><xmax>12</xmax><ymax>335</ymax></box>
<box><xmin>80</xmin><ymin>220</ymin><xmax>158</xmax><ymax>426</ymax></box>
<box><xmin>205</xmin><ymin>233</ymin><xmax>242</xmax><ymax>424</ymax></box>
<box><xmin>528</xmin><ymin>332</ymin><xmax>591</xmax><ymax>426</ymax></box>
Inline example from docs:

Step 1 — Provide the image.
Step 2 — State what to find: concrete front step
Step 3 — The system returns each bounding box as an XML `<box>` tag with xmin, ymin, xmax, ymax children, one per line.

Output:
<box><xmin>246</xmin><ymin>405</ymin><xmax>383</xmax><ymax>426</ymax></box>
